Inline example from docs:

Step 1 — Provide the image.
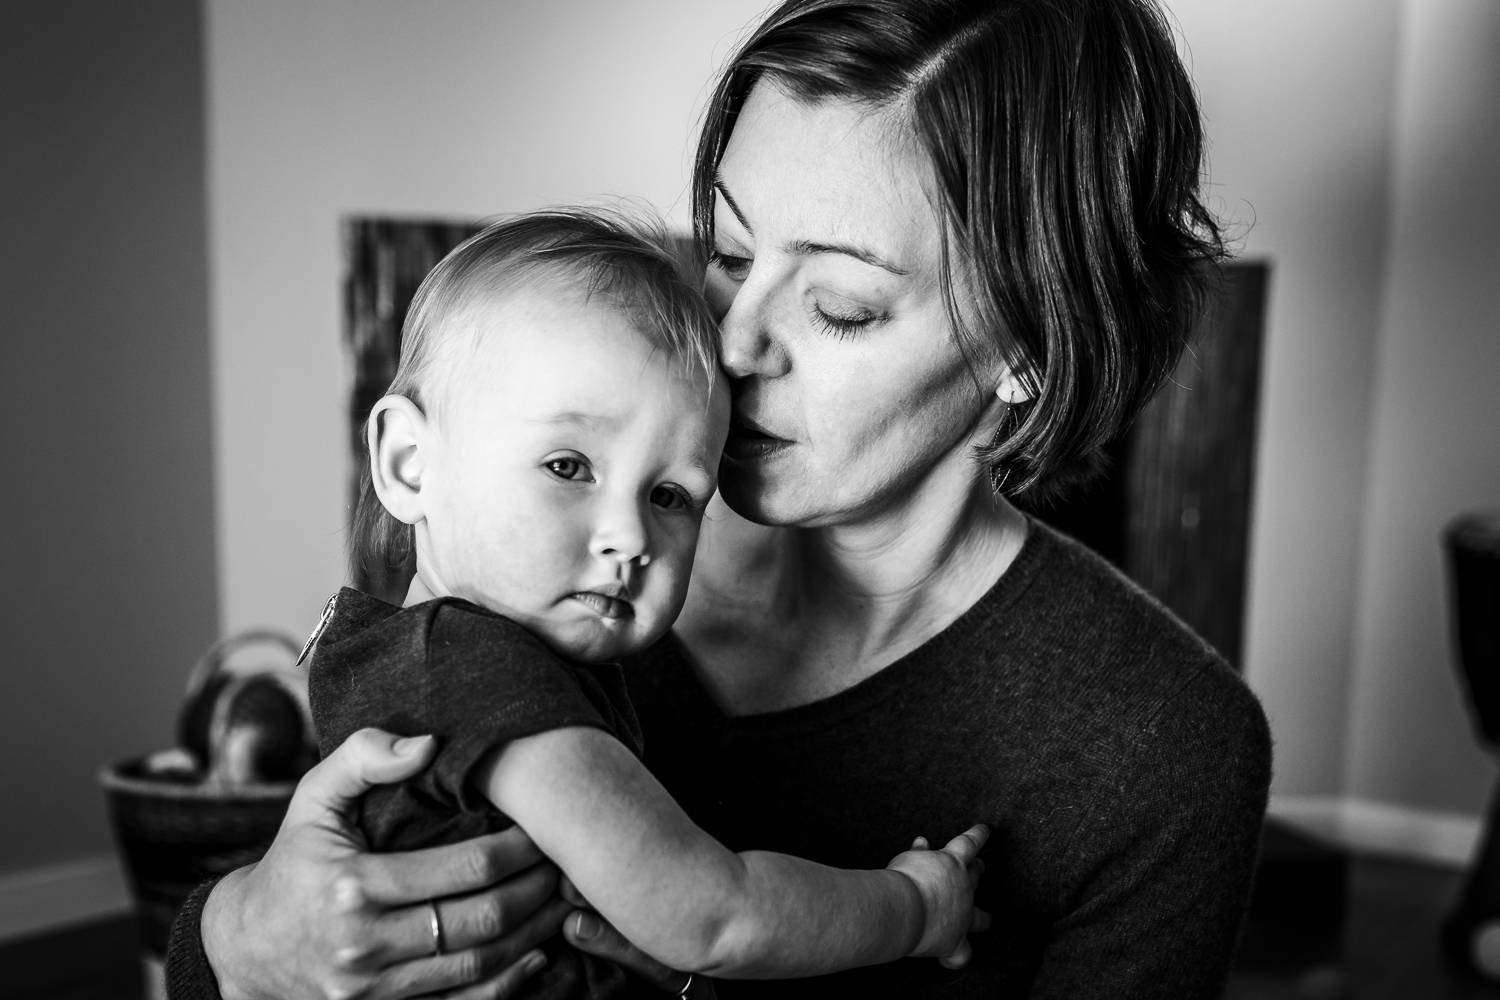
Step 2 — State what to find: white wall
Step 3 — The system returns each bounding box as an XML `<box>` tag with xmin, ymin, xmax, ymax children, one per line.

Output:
<box><xmin>1344</xmin><ymin>0</ymin><xmax>1500</xmax><ymax>817</ymax></box>
<box><xmin>206</xmin><ymin>0</ymin><xmax>771</xmax><ymax>641</ymax></box>
<box><xmin>1166</xmin><ymin>0</ymin><xmax>1405</xmax><ymax>800</ymax></box>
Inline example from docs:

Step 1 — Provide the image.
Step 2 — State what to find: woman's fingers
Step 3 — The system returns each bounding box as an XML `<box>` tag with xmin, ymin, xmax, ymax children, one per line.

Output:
<box><xmin>437</xmin><ymin>864</ymin><xmax>561</xmax><ymax>952</ymax></box>
<box><xmin>365</xmin><ymin>895</ymin><xmax>572</xmax><ymax>1000</ymax></box>
<box><xmin>361</xmin><ymin>862</ymin><xmax>560</xmax><ymax>966</ymax></box>
<box><xmin>557</xmin><ymin>874</ymin><xmax>589</xmax><ymax>908</ymax></box>
<box><xmin>428</xmin><ymin>950</ymin><xmax>548</xmax><ymax>1000</ymax></box>
<box><xmin>942</xmin><ymin>824</ymin><xmax>990</xmax><ymax>863</ymax></box>
<box><xmin>348</xmin><ymin>863</ymin><xmax>561</xmax><ymax>971</ymax></box>
<box><xmin>357</xmin><ymin>826</ymin><xmax>547</xmax><ymax>906</ymax></box>
<box><xmin>563</xmin><ymin>910</ymin><xmax>689</xmax><ymax>994</ymax></box>
<box><xmin>284</xmin><ymin>729</ymin><xmax>436</xmax><ymax>827</ymax></box>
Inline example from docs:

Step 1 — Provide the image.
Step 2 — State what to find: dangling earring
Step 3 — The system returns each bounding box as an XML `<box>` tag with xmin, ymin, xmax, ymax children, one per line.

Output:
<box><xmin>988</xmin><ymin>403</ymin><xmax>1021</xmax><ymax>496</ymax></box>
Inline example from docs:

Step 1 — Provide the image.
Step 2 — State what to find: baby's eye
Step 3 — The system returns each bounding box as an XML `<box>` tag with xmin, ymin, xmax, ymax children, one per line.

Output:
<box><xmin>545</xmin><ymin>457</ymin><xmax>592</xmax><ymax>482</ymax></box>
<box><xmin>650</xmin><ymin>485</ymin><xmax>689</xmax><ymax>511</ymax></box>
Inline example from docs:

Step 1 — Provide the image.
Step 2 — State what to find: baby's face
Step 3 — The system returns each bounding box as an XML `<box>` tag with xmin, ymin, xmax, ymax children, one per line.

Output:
<box><xmin>416</xmin><ymin>286</ymin><xmax>728</xmax><ymax>662</ymax></box>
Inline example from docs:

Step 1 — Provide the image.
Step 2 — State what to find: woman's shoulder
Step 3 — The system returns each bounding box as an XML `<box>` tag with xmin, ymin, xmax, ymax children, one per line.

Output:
<box><xmin>943</xmin><ymin>519</ymin><xmax>1270</xmax><ymax>782</ymax></box>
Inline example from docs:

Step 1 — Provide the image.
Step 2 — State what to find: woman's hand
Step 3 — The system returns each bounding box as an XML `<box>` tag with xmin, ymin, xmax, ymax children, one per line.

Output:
<box><xmin>886</xmin><ymin>825</ymin><xmax>991</xmax><ymax>969</ymax></box>
<box><xmin>557</xmin><ymin>877</ymin><xmax>714</xmax><ymax>998</ymax></box>
<box><xmin>201</xmin><ymin>728</ymin><xmax>573</xmax><ymax>1000</ymax></box>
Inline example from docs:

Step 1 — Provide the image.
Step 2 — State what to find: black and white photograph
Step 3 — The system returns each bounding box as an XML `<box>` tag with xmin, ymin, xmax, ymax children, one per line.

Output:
<box><xmin>2</xmin><ymin>2</ymin><xmax>1498</xmax><ymax>998</ymax></box>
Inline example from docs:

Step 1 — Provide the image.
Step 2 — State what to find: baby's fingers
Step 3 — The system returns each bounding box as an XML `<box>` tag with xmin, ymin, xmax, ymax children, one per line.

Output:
<box><xmin>966</xmin><ymin>856</ymin><xmax>986</xmax><ymax>891</ymax></box>
<box><xmin>971</xmin><ymin>907</ymin><xmax>992</xmax><ymax>933</ymax></box>
<box><xmin>939</xmin><ymin>938</ymin><xmax>973</xmax><ymax>970</ymax></box>
<box><xmin>943</xmin><ymin>824</ymin><xmax>990</xmax><ymax>864</ymax></box>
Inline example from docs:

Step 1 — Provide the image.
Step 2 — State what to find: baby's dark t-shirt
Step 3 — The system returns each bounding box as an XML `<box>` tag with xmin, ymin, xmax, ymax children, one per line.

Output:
<box><xmin>308</xmin><ymin>587</ymin><xmax>644</xmax><ymax>998</ymax></box>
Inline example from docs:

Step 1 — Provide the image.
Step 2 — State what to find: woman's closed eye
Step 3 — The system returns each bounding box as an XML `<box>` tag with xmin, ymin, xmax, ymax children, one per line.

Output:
<box><xmin>811</xmin><ymin>300</ymin><xmax>885</xmax><ymax>340</ymax></box>
<box><xmin>545</xmin><ymin>455</ymin><xmax>594</xmax><ymax>482</ymax></box>
<box><xmin>708</xmin><ymin>248</ymin><xmax>752</xmax><ymax>281</ymax></box>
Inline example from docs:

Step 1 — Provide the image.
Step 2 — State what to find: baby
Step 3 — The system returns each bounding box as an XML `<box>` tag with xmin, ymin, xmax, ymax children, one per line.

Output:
<box><xmin>306</xmin><ymin>209</ymin><xmax>986</xmax><ymax>998</ymax></box>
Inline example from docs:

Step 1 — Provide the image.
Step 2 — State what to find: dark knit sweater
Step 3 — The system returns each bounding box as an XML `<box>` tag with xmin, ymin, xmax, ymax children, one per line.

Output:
<box><xmin>623</xmin><ymin>523</ymin><xmax>1271</xmax><ymax>998</ymax></box>
<box><xmin>167</xmin><ymin>522</ymin><xmax>1270</xmax><ymax>999</ymax></box>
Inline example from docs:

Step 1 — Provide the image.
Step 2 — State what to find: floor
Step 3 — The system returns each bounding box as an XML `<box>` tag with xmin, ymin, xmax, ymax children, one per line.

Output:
<box><xmin>0</xmin><ymin>916</ymin><xmax>141</xmax><ymax>1000</ymax></box>
<box><xmin>1227</xmin><ymin>855</ymin><xmax>1500</xmax><ymax>1000</ymax></box>
<box><xmin>1</xmin><ymin>855</ymin><xmax>1499</xmax><ymax>1000</ymax></box>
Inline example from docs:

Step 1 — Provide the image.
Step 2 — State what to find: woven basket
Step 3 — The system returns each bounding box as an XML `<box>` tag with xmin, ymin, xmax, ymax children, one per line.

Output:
<box><xmin>99</xmin><ymin>763</ymin><xmax>294</xmax><ymax>956</ymax></box>
<box><xmin>100</xmin><ymin>631</ymin><xmax>308</xmax><ymax>958</ymax></box>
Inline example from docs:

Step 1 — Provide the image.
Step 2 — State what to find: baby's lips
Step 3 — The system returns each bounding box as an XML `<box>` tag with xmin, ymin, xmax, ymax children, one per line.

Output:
<box><xmin>571</xmin><ymin>591</ymin><xmax>634</xmax><ymax>619</ymax></box>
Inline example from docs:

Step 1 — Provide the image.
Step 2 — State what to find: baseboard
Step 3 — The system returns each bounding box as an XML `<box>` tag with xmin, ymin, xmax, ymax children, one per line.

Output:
<box><xmin>0</xmin><ymin>854</ymin><xmax>131</xmax><ymax>943</ymax></box>
<box><xmin>1270</xmin><ymin>794</ymin><xmax>1483</xmax><ymax>869</ymax></box>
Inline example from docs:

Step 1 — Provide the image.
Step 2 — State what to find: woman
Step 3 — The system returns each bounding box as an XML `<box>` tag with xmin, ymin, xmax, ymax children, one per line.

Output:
<box><xmin>171</xmin><ymin>0</ymin><xmax>1269</xmax><ymax>996</ymax></box>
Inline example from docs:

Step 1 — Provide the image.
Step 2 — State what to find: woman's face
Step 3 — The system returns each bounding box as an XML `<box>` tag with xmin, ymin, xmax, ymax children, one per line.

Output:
<box><xmin>706</xmin><ymin>80</ymin><xmax>1000</xmax><ymax>528</ymax></box>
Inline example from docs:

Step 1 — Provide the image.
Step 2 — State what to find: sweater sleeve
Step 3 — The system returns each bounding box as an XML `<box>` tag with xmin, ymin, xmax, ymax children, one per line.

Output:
<box><xmin>164</xmin><ymin>878</ymin><xmax>224</xmax><ymax>1000</ymax></box>
<box><xmin>1028</xmin><ymin>664</ymin><xmax>1272</xmax><ymax>999</ymax></box>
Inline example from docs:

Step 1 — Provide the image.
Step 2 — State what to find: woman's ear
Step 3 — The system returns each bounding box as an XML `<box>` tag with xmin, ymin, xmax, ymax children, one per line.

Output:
<box><xmin>995</xmin><ymin>367</ymin><xmax>1032</xmax><ymax>406</ymax></box>
<box><xmin>368</xmin><ymin>394</ymin><xmax>430</xmax><ymax>526</ymax></box>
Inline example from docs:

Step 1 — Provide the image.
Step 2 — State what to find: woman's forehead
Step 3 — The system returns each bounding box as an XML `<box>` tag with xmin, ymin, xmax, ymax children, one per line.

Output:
<box><xmin>716</xmin><ymin>80</ymin><xmax>940</xmax><ymax>271</ymax></box>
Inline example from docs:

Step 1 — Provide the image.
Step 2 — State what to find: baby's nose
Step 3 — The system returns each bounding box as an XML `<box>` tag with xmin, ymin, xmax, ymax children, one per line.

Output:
<box><xmin>591</xmin><ymin>501</ymin><xmax>651</xmax><ymax>565</ymax></box>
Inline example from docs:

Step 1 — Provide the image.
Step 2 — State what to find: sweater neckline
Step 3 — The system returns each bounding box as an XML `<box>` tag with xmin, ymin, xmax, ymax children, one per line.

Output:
<box><xmin>662</xmin><ymin>516</ymin><xmax>1058</xmax><ymax>737</ymax></box>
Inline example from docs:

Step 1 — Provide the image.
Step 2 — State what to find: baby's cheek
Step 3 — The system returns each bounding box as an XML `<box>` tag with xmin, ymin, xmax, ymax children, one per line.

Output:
<box><xmin>645</xmin><ymin>553</ymin><xmax>695</xmax><ymax>620</ymax></box>
<box><xmin>481</xmin><ymin>505</ymin><xmax>580</xmax><ymax>607</ymax></box>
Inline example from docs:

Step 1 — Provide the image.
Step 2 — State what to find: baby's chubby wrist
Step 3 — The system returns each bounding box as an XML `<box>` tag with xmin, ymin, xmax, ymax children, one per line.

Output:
<box><xmin>883</xmin><ymin>825</ymin><xmax>988</xmax><ymax>962</ymax></box>
<box><xmin>883</xmin><ymin>855</ymin><xmax>938</xmax><ymax>957</ymax></box>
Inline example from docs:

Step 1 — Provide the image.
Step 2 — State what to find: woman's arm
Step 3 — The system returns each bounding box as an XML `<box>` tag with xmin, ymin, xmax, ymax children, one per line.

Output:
<box><xmin>173</xmin><ymin>729</ymin><xmax>568</xmax><ymax>1000</ymax></box>
<box><xmin>481</xmin><ymin>726</ymin><xmax>987</xmax><ymax>979</ymax></box>
<box><xmin>1028</xmin><ymin>667</ymin><xmax>1272</xmax><ymax>999</ymax></box>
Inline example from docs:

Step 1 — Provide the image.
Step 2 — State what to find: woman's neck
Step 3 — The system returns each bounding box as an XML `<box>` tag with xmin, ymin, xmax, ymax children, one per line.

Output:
<box><xmin>678</xmin><ymin>455</ymin><xmax>1029</xmax><ymax>715</ymax></box>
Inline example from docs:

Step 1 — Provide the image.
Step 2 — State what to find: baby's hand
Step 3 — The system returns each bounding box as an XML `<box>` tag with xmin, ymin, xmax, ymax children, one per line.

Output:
<box><xmin>886</xmin><ymin>824</ymin><xmax>991</xmax><ymax>968</ymax></box>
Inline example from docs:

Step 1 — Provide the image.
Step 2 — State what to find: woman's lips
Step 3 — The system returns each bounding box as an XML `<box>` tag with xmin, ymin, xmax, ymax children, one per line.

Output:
<box><xmin>570</xmin><ymin>591</ymin><xmax>634</xmax><ymax>620</ymax></box>
<box><xmin>724</xmin><ymin>416</ymin><xmax>793</xmax><ymax>461</ymax></box>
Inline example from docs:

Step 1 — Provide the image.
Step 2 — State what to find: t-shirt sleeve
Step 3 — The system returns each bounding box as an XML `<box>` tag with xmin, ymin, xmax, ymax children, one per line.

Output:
<box><xmin>1028</xmin><ymin>664</ymin><xmax>1272</xmax><ymax>999</ymax></box>
<box><xmin>421</xmin><ymin>603</ymin><xmax>617</xmax><ymax>815</ymax></box>
<box><xmin>312</xmin><ymin>600</ymin><xmax>623</xmax><ymax>850</ymax></box>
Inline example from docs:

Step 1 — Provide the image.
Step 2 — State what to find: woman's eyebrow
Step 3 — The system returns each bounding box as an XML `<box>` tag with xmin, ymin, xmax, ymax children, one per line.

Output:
<box><xmin>715</xmin><ymin>174</ymin><xmax>909</xmax><ymax>275</ymax></box>
<box><xmin>786</xmin><ymin>239</ymin><xmax>911</xmax><ymax>275</ymax></box>
<box><xmin>714</xmin><ymin>176</ymin><xmax>753</xmax><ymax>236</ymax></box>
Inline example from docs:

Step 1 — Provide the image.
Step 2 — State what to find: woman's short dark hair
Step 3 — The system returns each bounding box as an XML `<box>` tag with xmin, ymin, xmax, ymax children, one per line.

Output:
<box><xmin>693</xmin><ymin>0</ymin><xmax>1226</xmax><ymax>500</ymax></box>
<box><xmin>351</xmin><ymin>208</ymin><xmax>719</xmax><ymax>587</ymax></box>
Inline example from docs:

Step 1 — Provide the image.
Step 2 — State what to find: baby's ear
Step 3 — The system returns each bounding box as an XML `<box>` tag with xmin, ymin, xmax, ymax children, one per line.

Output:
<box><xmin>368</xmin><ymin>394</ymin><xmax>429</xmax><ymax>525</ymax></box>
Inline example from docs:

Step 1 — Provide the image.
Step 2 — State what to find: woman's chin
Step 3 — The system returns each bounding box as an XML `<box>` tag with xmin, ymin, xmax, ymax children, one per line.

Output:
<box><xmin>717</xmin><ymin>458</ymin><xmax>820</xmax><ymax>528</ymax></box>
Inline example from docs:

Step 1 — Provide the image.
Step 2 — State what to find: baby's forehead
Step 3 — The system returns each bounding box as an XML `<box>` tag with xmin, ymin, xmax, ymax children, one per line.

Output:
<box><xmin>430</xmin><ymin>285</ymin><xmax>720</xmax><ymax>421</ymax></box>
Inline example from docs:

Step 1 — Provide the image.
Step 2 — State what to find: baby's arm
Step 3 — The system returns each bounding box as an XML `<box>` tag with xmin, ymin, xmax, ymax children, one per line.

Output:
<box><xmin>478</xmin><ymin>726</ymin><xmax>986</xmax><ymax>980</ymax></box>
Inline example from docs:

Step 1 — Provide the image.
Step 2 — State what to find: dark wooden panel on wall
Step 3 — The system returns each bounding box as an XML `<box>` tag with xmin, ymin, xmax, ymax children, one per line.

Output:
<box><xmin>1126</xmin><ymin>264</ymin><xmax>1269</xmax><ymax>667</ymax></box>
<box><xmin>343</xmin><ymin>219</ymin><xmax>485</xmax><ymax>462</ymax></box>
<box><xmin>343</xmin><ymin>219</ymin><xmax>484</xmax><ymax>601</ymax></box>
<box><xmin>1024</xmin><ymin>262</ymin><xmax>1270</xmax><ymax>667</ymax></box>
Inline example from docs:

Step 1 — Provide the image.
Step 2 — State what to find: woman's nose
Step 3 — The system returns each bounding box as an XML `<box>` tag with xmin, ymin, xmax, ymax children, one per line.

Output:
<box><xmin>718</xmin><ymin>269</ymin><xmax>791</xmax><ymax>380</ymax></box>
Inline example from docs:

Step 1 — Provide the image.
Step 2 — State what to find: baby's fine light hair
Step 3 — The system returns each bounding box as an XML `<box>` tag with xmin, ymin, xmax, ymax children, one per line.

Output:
<box><xmin>351</xmin><ymin>207</ymin><xmax>721</xmax><ymax>588</ymax></box>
